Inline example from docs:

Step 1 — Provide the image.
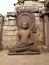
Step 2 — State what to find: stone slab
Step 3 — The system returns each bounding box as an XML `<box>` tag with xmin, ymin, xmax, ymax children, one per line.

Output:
<box><xmin>0</xmin><ymin>50</ymin><xmax>49</xmax><ymax>65</ymax></box>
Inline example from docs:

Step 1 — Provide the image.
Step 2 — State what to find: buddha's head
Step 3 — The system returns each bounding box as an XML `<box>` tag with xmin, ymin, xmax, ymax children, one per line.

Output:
<box><xmin>17</xmin><ymin>10</ymin><xmax>35</xmax><ymax>29</ymax></box>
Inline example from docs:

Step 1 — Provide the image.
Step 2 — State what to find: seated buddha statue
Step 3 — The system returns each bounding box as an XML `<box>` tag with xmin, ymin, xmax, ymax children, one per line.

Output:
<box><xmin>8</xmin><ymin>11</ymin><xmax>40</xmax><ymax>55</ymax></box>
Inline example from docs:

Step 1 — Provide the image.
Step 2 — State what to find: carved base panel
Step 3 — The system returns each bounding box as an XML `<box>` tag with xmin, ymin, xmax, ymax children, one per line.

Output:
<box><xmin>8</xmin><ymin>51</ymin><xmax>40</xmax><ymax>55</ymax></box>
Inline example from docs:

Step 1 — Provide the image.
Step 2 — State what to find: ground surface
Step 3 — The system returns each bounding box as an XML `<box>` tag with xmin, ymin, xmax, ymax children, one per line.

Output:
<box><xmin>0</xmin><ymin>50</ymin><xmax>49</xmax><ymax>65</ymax></box>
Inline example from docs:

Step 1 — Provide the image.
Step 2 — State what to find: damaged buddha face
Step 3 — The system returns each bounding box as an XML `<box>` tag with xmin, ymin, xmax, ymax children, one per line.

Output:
<box><xmin>18</xmin><ymin>15</ymin><xmax>32</xmax><ymax>29</ymax></box>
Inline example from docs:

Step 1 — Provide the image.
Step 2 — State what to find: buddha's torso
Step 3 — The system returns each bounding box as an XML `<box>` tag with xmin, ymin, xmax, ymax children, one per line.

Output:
<box><xmin>19</xmin><ymin>29</ymin><xmax>31</xmax><ymax>43</ymax></box>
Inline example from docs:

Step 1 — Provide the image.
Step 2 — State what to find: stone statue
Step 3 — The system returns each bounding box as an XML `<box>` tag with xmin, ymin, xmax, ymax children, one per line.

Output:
<box><xmin>8</xmin><ymin>10</ymin><xmax>40</xmax><ymax>55</ymax></box>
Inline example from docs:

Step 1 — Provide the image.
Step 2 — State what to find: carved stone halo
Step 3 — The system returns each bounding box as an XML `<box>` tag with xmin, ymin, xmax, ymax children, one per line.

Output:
<box><xmin>17</xmin><ymin>10</ymin><xmax>36</xmax><ymax>29</ymax></box>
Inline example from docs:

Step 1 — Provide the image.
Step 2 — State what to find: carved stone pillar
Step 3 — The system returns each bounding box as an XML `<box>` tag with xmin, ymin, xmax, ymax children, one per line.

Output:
<box><xmin>0</xmin><ymin>14</ymin><xmax>3</xmax><ymax>50</ymax></box>
<box><xmin>43</xmin><ymin>15</ymin><xmax>49</xmax><ymax>47</ymax></box>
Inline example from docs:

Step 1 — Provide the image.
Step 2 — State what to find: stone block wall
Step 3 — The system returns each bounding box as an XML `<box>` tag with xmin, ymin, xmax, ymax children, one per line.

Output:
<box><xmin>2</xmin><ymin>17</ymin><xmax>18</xmax><ymax>49</ymax></box>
